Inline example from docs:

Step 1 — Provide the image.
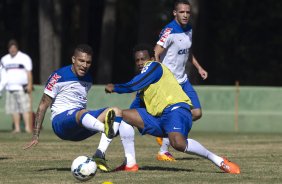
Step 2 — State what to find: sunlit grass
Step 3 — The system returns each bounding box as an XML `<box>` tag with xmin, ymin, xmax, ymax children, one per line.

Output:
<box><xmin>0</xmin><ymin>130</ymin><xmax>281</xmax><ymax>184</ymax></box>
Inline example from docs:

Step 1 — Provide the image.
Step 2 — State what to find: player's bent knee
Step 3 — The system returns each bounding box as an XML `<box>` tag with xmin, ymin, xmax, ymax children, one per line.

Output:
<box><xmin>170</xmin><ymin>139</ymin><xmax>186</xmax><ymax>152</ymax></box>
<box><xmin>110</xmin><ymin>106</ymin><xmax>122</xmax><ymax>116</ymax></box>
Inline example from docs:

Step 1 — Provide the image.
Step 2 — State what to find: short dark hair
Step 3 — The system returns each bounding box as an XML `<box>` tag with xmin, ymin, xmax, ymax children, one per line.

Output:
<box><xmin>174</xmin><ymin>0</ymin><xmax>190</xmax><ymax>10</ymax></box>
<box><xmin>7</xmin><ymin>39</ymin><xmax>19</xmax><ymax>49</ymax></box>
<box><xmin>74</xmin><ymin>44</ymin><xmax>93</xmax><ymax>56</ymax></box>
<box><xmin>132</xmin><ymin>44</ymin><xmax>154</xmax><ymax>58</ymax></box>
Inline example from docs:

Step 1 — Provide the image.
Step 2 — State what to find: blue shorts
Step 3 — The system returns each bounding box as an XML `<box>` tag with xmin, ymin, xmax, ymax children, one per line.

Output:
<box><xmin>52</xmin><ymin>108</ymin><xmax>106</xmax><ymax>141</ymax></box>
<box><xmin>137</xmin><ymin>103</ymin><xmax>192</xmax><ymax>137</ymax></box>
<box><xmin>181</xmin><ymin>80</ymin><xmax>201</xmax><ymax>109</ymax></box>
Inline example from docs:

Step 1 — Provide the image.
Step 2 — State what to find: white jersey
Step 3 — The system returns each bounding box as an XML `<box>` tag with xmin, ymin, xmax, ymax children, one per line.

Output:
<box><xmin>157</xmin><ymin>20</ymin><xmax>192</xmax><ymax>84</ymax></box>
<box><xmin>44</xmin><ymin>65</ymin><xmax>93</xmax><ymax>120</ymax></box>
<box><xmin>0</xmin><ymin>51</ymin><xmax>32</xmax><ymax>91</ymax></box>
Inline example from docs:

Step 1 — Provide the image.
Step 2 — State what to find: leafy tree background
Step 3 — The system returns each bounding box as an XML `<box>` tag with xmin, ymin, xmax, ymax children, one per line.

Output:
<box><xmin>0</xmin><ymin>0</ymin><xmax>281</xmax><ymax>86</ymax></box>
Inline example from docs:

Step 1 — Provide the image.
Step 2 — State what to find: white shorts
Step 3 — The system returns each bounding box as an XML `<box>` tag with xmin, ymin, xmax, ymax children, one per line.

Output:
<box><xmin>6</xmin><ymin>90</ymin><xmax>31</xmax><ymax>114</ymax></box>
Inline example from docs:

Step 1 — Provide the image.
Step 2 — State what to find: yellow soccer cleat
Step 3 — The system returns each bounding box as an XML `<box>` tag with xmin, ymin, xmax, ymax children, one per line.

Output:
<box><xmin>156</xmin><ymin>151</ymin><xmax>176</xmax><ymax>161</ymax></box>
<box><xmin>156</xmin><ymin>137</ymin><xmax>163</xmax><ymax>146</ymax></box>
<box><xmin>104</xmin><ymin>109</ymin><xmax>115</xmax><ymax>139</ymax></box>
<box><xmin>93</xmin><ymin>157</ymin><xmax>111</xmax><ymax>172</ymax></box>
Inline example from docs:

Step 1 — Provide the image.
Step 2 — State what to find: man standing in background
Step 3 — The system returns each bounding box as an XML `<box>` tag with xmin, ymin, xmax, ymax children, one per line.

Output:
<box><xmin>154</xmin><ymin>0</ymin><xmax>208</xmax><ymax>161</ymax></box>
<box><xmin>0</xmin><ymin>39</ymin><xmax>33</xmax><ymax>133</ymax></box>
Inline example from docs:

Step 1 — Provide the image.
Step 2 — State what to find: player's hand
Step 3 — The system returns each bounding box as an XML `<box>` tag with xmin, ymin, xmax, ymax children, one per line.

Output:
<box><xmin>105</xmin><ymin>84</ymin><xmax>114</xmax><ymax>93</ymax></box>
<box><xmin>23</xmin><ymin>135</ymin><xmax>39</xmax><ymax>150</ymax></box>
<box><xmin>199</xmin><ymin>68</ymin><xmax>208</xmax><ymax>80</ymax></box>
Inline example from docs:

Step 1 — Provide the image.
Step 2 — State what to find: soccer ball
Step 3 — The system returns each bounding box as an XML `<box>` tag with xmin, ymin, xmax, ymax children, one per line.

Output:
<box><xmin>71</xmin><ymin>156</ymin><xmax>97</xmax><ymax>181</ymax></box>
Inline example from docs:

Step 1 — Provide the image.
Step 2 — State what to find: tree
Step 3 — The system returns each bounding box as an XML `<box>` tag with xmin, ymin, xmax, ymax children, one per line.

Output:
<box><xmin>96</xmin><ymin>0</ymin><xmax>117</xmax><ymax>83</ymax></box>
<box><xmin>38</xmin><ymin>0</ymin><xmax>62</xmax><ymax>83</ymax></box>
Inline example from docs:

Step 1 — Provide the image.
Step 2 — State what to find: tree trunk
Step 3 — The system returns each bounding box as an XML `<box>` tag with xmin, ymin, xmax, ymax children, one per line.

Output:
<box><xmin>38</xmin><ymin>0</ymin><xmax>61</xmax><ymax>84</ymax></box>
<box><xmin>96</xmin><ymin>0</ymin><xmax>116</xmax><ymax>84</ymax></box>
<box><xmin>137</xmin><ymin>0</ymin><xmax>156</xmax><ymax>44</ymax></box>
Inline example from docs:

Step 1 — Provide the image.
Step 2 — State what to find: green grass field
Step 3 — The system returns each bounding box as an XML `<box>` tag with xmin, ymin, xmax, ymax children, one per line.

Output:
<box><xmin>0</xmin><ymin>130</ymin><xmax>281</xmax><ymax>184</ymax></box>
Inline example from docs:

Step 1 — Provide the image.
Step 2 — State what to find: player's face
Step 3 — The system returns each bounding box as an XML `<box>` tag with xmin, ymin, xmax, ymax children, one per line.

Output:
<box><xmin>8</xmin><ymin>45</ymin><xmax>18</xmax><ymax>57</ymax></box>
<box><xmin>173</xmin><ymin>3</ymin><xmax>191</xmax><ymax>27</ymax></box>
<box><xmin>71</xmin><ymin>51</ymin><xmax>92</xmax><ymax>77</ymax></box>
<box><xmin>134</xmin><ymin>50</ymin><xmax>151</xmax><ymax>72</ymax></box>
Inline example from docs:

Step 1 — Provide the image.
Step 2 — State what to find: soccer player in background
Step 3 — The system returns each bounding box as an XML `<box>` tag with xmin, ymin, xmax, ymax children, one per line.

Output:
<box><xmin>105</xmin><ymin>44</ymin><xmax>240</xmax><ymax>174</ymax></box>
<box><xmin>23</xmin><ymin>44</ymin><xmax>121</xmax><ymax>171</ymax></box>
<box><xmin>154</xmin><ymin>0</ymin><xmax>208</xmax><ymax>161</ymax></box>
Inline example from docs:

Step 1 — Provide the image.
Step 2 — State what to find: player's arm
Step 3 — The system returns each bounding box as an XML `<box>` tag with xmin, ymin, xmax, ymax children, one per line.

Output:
<box><xmin>105</xmin><ymin>62</ymin><xmax>163</xmax><ymax>93</ymax></box>
<box><xmin>26</xmin><ymin>70</ymin><xmax>33</xmax><ymax>93</ymax></box>
<box><xmin>192</xmin><ymin>55</ymin><xmax>208</xmax><ymax>80</ymax></box>
<box><xmin>23</xmin><ymin>93</ymin><xmax>53</xmax><ymax>150</ymax></box>
<box><xmin>154</xmin><ymin>44</ymin><xmax>165</xmax><ymax>62</ymax></box>
<box><xmin>0</xmin><ymin>67</ymin><xmax>7</xmax><ymax>93</ymax></box>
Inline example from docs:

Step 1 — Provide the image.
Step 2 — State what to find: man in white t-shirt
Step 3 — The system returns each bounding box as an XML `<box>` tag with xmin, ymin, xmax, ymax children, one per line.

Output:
<box><xmin>0</xmin><ymin>39</ymin><xmax>33</xmax><ymax>133</ymax></box>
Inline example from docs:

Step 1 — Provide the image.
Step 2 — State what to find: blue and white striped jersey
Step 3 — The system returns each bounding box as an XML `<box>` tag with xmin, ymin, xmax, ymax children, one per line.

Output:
<box><xmin>157</xmin><ymin>20</ymin><xmax>192</xmax><ymax>84</ymax></box>
<box><xmin>44</xmin><ymin>65</ymin><xmax>93</xmax><ymax>120</ymax></box>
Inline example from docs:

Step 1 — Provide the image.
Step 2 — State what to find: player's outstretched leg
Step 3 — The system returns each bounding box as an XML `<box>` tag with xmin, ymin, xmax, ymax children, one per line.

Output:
<box><xmin>184</xmin><ymin>138</ymin><xmax>240</xmax><ymax>174</ymax></box>
<box><xmin>114</xmin><ymin>121</ymin><xmax>139</xmax><ymax>172</ymax></box>
<box><xmin>104</xmin><ymin>108</ymin><xmax>115</xmax><ymax>139</ymax></box>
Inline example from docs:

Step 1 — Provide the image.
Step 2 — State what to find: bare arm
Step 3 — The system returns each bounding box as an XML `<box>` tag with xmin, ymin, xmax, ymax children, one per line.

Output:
<box><xmin>23</xmin><ymin>93</ymin><xmax>53</xmax><ymax>150</ymax></box>
<box><xmin>26</xmin><ymin>70</ymin><xmax>33</xmax><ymax>93</ymax></box>
<box><xmin>192</xmin><ymin>55</ymin><xmax>208</xmax><ymax>80</ymax></box>
<box><xmin>154</xmin><ymin>44</ymin><xmax>165</xmax><ymax>62</ymax></box>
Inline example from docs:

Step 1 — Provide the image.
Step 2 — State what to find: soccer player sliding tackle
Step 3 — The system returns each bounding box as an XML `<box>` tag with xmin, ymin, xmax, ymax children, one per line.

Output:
<box><xmin>105</xmin><ymin>44</ymin><xmax>240</xmax><ymax>174</ymax></box>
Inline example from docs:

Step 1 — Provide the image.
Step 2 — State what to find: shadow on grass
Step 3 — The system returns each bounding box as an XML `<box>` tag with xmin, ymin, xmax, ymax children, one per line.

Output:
<box><xmin>0</xmin><ymin>130</ymin><xmax>12</xmax><ymax>133</ymax></box>
<box><xmin>139</xmin><ymin>166</ymin><xmax>193</xmax><ymax>172</ymax></box>
<box><xmin>176</xmin><ymin>157</ymin><xmax>201</xmax><ymax>161</ymax></box>
<box><xmin>0</xmin><ymin>157</ymin><xmax>11</xmax><ymax>160</ymax></box>
<box><xmin>38</xmin><ymin>168</ymin><xmax>70</xmax><ymax>172</ymax></box>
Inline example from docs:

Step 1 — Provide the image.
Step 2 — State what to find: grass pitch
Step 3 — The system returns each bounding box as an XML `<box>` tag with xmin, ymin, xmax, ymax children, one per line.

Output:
<box><xmin>0</xmin><ymin>130</ymin><xmax>281</xmax><ymax>184</ymax></box>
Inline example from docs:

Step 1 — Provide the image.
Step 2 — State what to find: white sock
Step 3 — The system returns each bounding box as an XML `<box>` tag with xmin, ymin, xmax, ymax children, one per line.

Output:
<box><xmin>81</xmin><ymin>113</ymin><xmax>104</xmax><ymax>132</ymax></box>
<box><xmin>113</xmin><ymin>116</ymin><xmax>122</xmax><ymax>135</ymax></box>
<box><xmin>159</xmin><ymin>137</ymin><xmax>170</xmax><ymax>154</ymax></box>
<box><xmin>97</xmin><ymin>133</ymin><xmax>112</xmax><ymax>153</ymax></box>
<box><xmin>184</xmin><ymin>138</ymin><xmax>223</xmax><ymax>167</ymax></box>
<box><xmin>119</xmin><ymin>121</ymin><xmax>136</xmax><ymax>167</ymax></box>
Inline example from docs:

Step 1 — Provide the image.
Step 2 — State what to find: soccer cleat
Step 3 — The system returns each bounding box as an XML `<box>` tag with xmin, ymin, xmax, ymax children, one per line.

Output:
<box><xmin>93</xmin><ymin>157</ymin><xmax>112</xmax><ymax>172</ymax></box>
<box><xmin>220</xmin><ymin>157</ymin><xmax>241</xmax><ymax>174</ymax></box>
<box><xmin>114</xmin><ymin>164</ymin><xmax>139</xmax><ymax>172</ymax></box>
<box><xmin>104</xmin><ymin>109</ymin><xmax>116</xmax><ymax>139</ymax></box>
<box><xmin>156</xmin><ymin>151</ymin><xmax>176</xmax><ymax>161</ymax></box>
<box><xmin>156</xmin><ymin>137</ymin><xmax>163</xmax><ymax>146</ymax></box>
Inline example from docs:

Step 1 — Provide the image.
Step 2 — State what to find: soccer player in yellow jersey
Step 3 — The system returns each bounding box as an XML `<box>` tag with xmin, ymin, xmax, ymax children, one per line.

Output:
<box><xmin>105</xmin><ymin>44</ymin><xmax>240</xmax><ymax>174</ymax></box>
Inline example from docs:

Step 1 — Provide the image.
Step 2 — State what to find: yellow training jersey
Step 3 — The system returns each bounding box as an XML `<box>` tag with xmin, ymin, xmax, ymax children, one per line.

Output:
<box><xmin>141</xmin><ymin>61</ymin><xmax>192</xmax><ymax>116</ymax></box>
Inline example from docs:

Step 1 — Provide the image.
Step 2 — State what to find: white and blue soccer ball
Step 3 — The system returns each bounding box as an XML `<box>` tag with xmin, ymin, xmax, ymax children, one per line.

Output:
<box><xmin>71</xmin><ymin>156</ymin><xmax>97</xmax><ymax>181</ymax></box>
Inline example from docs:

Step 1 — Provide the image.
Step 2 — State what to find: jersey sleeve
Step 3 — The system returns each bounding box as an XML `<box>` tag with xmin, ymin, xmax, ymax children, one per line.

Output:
<box><xmin>23</xmin><ymin>54</ymin><xmax>33</xmax><ymax>71</ymax></box>
<box><xmin>44</xmin><ymin>72</ymin><xmax>62</xmax><ymax>98</ymax></box>
<box><xmin>114</xmin><ymin>62</ymin><xmax>163</xmax><ymax>94</ymax></box>
<box><xmin>156</xmin><ymin>27</ymin><xmax>173</xmax><ymax>49</ymax></box>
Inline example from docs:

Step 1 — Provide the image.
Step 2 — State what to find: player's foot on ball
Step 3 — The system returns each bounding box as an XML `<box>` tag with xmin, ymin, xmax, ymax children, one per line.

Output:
<box><xmin>104</xmin><ymin>108</ymin><xmax>115</xmax><ymax>139</ymax></box>
<box><xmin>93</xmin><ymin>149</ymin><xmax>111</xmax><ymax>172</ymax></box>
<box><xmin>93</xmin><ymin>157</ymin><xmax>111</xmax><ymax>172</ymax></box>
<box><xmin>156</xmin><ymin>151</ymin><xmax>176</xmax><ymax>161</ymax></box>
<box><xmin>114</xmin><ymin>163</ymin><xmax>139</xmax><ymax>172</ymax></box>
<box><xmin>156</xmin><ymin>137</ymin><xmax>163</xmax><ymax>146</ymax></box>
<box><xmin>220</xmin><ymin>157</ymin><xmax>240</xmax><ymax>174</ymax></box>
